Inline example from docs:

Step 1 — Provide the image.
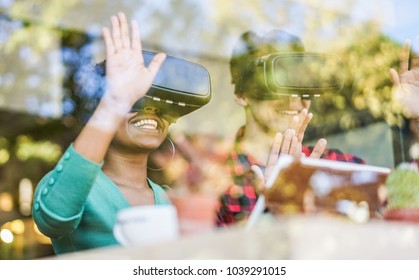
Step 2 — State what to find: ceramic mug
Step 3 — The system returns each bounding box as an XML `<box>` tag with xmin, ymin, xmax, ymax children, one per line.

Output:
<box><xmin>113</xmin><ymin>204</ymin><xmax>180</xmax><ymax>247</ymax></box>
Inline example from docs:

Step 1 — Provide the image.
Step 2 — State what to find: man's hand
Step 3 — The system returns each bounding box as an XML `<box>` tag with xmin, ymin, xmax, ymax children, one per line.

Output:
<box><xmin>390</xmin><ymin>37</ymin><xmax>419</xmax><ymax>119</ymax></box>
<box><xmin>284</xmin><ymin>108</ymin><xmax>327</xmax><ymax>158</ymax></box>
<box><xmin>252</xmin><ymin>109</ymin><xmax>327</xmax><ymax>192</ymax></box>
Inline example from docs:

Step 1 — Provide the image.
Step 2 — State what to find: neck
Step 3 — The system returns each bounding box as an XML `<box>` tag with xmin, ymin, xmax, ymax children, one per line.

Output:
<box><xmin>239</xmin><ymin>120</ymin><xmax>277</xmax><ymax>164</ymax></box>
<box><xmin>102</xmin><ymin>147</ymin><xmax>149</xmax><ymax>190</ymax></box>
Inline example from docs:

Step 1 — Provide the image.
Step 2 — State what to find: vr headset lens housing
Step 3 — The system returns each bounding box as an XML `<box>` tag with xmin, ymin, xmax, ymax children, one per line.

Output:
<box><xmin>143</xmin><ymin>51</ymin><xmax>210</xmax><ymax>95</ymax></box>
<box><xmin>131</xmin><ymin>50</ymin><xmax>211</xmax><ymax>122</ymax></box>
<box><xmin>256</xmin><ymin>53</ymin><xmax>344</xmax><ymax>99</ymax></box>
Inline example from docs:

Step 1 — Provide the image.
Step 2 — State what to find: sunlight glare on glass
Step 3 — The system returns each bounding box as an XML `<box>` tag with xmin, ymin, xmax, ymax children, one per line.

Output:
<box><xmin>10</xmin><ymin>219</ymin><xmax>25</xmax><ymax>235</ymax></box>
<box><xmin>0</xmin><ymin>228</ymin><xmax>14</xmax><ymax>243</ymax></box>
<box><xmin>0</xmin><ymin>192</ymin><xmax>13</xmax><ymax>212</ymax></box>
<box><xmin>0</xmin><ymin>149</ymin><xmax>10</xmax><ymax>164</ymax></box>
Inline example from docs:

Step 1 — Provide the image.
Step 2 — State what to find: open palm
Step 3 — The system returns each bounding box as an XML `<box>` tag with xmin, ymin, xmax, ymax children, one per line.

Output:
<box><xmin>102</xmin><ymin>12</ymin><xmax>166</xmax><ymax>107</ymax></box>
<box><xmin>390</xmin><ymin>38</ymin><xmax>419</xmax><ymax>118</ymax></box>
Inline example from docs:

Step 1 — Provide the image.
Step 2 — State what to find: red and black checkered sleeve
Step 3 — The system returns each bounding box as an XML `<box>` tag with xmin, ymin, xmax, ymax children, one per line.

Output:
<box><xmin>321</xmin><ymin>148</ymin><xmax>366</xmax><ymax>164</ymax></box>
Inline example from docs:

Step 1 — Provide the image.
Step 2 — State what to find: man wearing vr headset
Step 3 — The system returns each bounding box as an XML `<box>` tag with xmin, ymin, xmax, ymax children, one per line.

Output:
<box><xmin>217</xmin><ymin>30</ymin><xmax>365</xmax><ymax>226</ymax></box>
<box><xmin>32</xmin><ymin>13</ymin><xmax>209</xmax><ymax>254</ymax></box>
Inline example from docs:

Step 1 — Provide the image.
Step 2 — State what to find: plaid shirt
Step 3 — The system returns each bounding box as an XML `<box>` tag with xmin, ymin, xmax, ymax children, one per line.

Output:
<box><xmin>216</xmin><ymin>128</ymin><xmax>365</xmax><ymax>226</ymax></box>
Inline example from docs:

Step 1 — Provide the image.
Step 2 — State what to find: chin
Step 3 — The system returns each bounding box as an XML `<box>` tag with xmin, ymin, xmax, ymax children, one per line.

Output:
<box><xmin>267</xmin><ymin>123</ymin><xmax>288</xmax><ymax>133</ymax></box>
<box><xmin>111</xmin><ymin>135</ymin><xmax>164</xmax><ymax>153</ymax></box>
<box><xmin>137</xmin><ymin>136</ymin><xmax>164</xmax><ymax>150</ymax></box>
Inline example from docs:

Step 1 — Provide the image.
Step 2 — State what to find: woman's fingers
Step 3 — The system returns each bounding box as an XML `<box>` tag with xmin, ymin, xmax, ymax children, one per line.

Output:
<box><xmin>118</xmin><ymin>12</ymin><xmax>131</xmax><ymax>49</ymax></box>
<box><xmin>102</xmin><ymin>27</ymin><xmax>115</xmax><ymax>56</ymax></box>
<box><xmin>108</xmin><ymin>12</ymin><xmax>133</xmax><ymax>50</ymax></box>
<box><xmin>110</xmin><ymin>15</ymin><xmax>123</xmax><ymax>50</ymax></box>
<box><xmin>130</xmin><ymin>19</ymin><xmax>144</xmax><ymax>65</ymax></box>
<box><xmin>131</xmin><ymin>20</ymin><xmax>142</xmax><ymax>51</ymax></box>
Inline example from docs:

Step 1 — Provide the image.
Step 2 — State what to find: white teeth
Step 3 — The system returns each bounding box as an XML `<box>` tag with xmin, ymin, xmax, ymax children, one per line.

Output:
<box><xmin>280</xmin><ymin>110</ymin><xmax>299</xmax><ymax>115</ymax></box>
<box><xmin>132</xmin><ymin>119</ymin><xmax>158</xmax><ymax>129</ymax></box>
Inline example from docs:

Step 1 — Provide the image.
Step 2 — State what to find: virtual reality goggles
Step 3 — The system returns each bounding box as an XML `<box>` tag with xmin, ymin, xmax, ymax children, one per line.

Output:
<box><xmin>89</xmin><ymin>50</ymin><xmax>211</xmax><ymax>123</ymax></box>
<box><xmin>130</xmin><ymin>50</ymin><xmax>212</xmax><ymax>123</ymax></box>
<box><xmin>253</xmin><ymin>52</ymin><xmax>344</xmax><ymax>99</ymax></box>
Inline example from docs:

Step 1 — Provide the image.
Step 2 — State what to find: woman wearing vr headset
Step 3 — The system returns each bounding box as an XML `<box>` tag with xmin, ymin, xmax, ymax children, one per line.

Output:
<box><xmin>217</xmin><ymin>30</ymin><xmax>365</xmax><ymax>226</ymax></box>
<box><xmin>32</xmin><ymin>13</ymin><xmax>180</xmax><ymax>254</ymax></box>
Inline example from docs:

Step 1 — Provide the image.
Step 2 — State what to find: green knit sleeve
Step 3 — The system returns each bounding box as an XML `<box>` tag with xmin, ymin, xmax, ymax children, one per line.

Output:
<box><xmin>32</xmin><ymin>144</ymin><xmax>103</xmax><ymax>238</ymax></box>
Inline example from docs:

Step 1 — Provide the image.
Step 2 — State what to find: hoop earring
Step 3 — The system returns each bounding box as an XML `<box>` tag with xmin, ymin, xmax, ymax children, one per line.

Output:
<box><xmin>147</xmin><ymin>137</ymin><xmax>176</xmax><ymax>171</ymax></box>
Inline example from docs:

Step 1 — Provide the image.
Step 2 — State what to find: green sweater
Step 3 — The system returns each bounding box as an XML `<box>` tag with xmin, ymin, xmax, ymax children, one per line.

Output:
<box><xmin>32</xmin><ymin>144</ymin><xmax>171</xmax><ymax>255</ymax></box>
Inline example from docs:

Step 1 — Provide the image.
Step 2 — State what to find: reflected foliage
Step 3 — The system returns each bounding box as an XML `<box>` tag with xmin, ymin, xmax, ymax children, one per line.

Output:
<box><xmin>308</xmin><ymin>24</ymin><xmax>403</xmax><ymax>138</ymax></box>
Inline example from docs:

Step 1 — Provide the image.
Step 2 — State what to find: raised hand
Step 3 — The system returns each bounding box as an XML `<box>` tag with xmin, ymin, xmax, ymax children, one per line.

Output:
<box><xmin>74</xmin><ymin>13</ymin><xmax>166</xmax><ymax>162</ymax></box>
<box><xmin>251</xmin><ymin>109</ymin><xmax>327</xmax><ymax>191</ymax></box>
<box><xmin>276</xmin><ymin>109</ymin><xmax>327</xmax><ymax>159</ymax></box>
<box><xmin>390</xmin><ymin>37</ymin><xmax>419</xmax><ymax>118</ymax></box>
<box><xmin>101</xmin><ymin>12</ymin><xmax>166</xmax><ymax>109</ymax></box>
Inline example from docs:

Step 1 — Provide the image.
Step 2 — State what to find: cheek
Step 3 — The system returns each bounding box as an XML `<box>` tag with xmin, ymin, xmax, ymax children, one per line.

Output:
<box><xmin>111</xmin><ymin>125</ymin><xmax>132</xmax><ymax>146</ymax></box>
<box><xmin>116</xmin><ymin>122</ymin><xmax>129</xmax><ymax>138</ymax></box>
<box><xmin>264</xmin><ymin>112</ymin><xmax>293</xmax><ymax>131</ymax></box>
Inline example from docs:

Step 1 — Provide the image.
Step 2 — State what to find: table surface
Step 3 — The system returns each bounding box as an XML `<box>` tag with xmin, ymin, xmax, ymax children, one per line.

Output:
<box><xmin>46</xmin><ymin>214</ymin><xmax>419</xmax><ymax>260</ymax></box>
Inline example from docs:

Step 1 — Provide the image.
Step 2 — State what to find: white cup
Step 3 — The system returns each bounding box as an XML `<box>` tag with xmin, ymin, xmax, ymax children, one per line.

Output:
<box><xmin>113</xmin><ymin>205</ymin><xmax>180</xmax><ymax>247</ymax></box>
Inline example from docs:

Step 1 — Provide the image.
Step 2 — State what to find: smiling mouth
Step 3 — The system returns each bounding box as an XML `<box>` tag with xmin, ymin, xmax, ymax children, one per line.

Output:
<box><xmin>130</xmin><ymin>119</ymin><xmax>159</xmax><ymax>130</ymax></box>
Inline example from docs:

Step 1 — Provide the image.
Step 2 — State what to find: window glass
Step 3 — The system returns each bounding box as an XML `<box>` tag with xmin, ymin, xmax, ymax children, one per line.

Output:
<box><xmin>0</xmin><ymin>0</ymin><xmax>418</xmax><ymax>259</ymax></box>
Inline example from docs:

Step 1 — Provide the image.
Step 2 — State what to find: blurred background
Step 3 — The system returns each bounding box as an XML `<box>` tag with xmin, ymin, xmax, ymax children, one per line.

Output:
<box><xmin>0</xmin><ymin>0</ymin><xmax>418</xmax><ymax>259</ymax></box>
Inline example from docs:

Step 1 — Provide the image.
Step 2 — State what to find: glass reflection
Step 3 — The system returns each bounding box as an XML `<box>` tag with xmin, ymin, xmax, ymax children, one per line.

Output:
<box><xmin>0</xmin><ymin>0</ymin><xmax>417</xmax><ymax>259</ymax></box>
